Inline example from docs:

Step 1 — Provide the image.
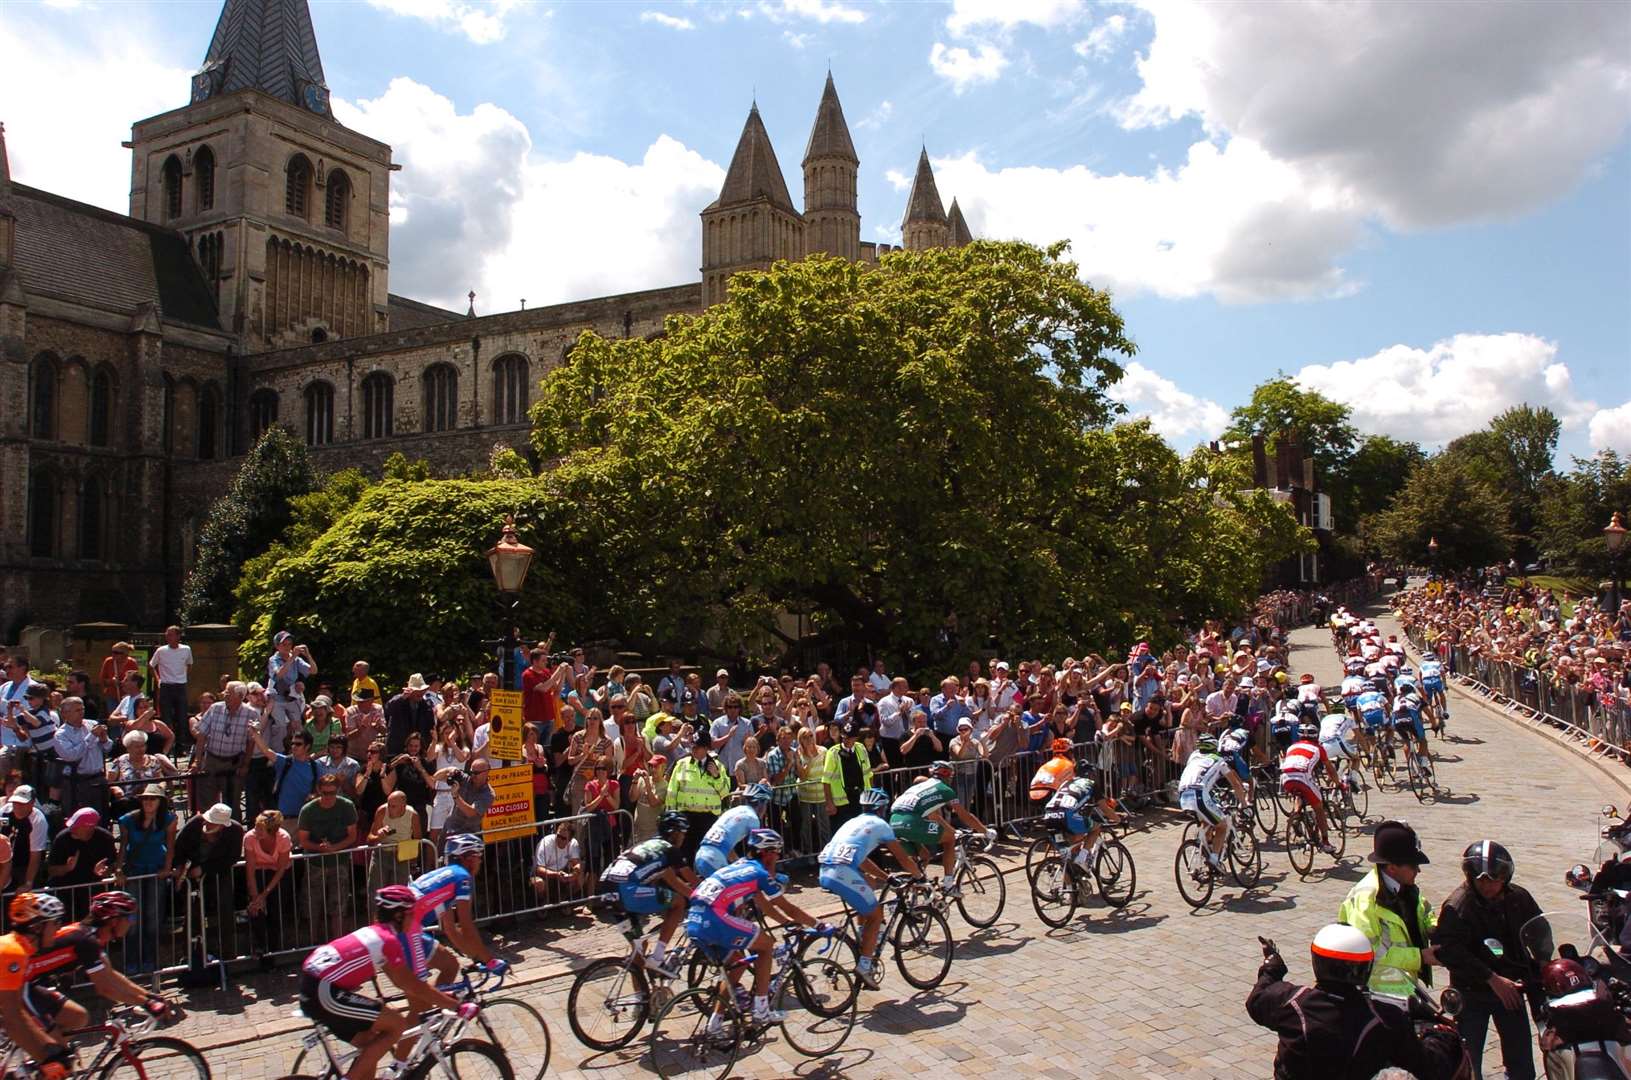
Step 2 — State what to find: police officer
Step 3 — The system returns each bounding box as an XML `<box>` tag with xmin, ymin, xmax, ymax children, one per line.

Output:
<box><xmin>663</xmin><ymin>727</ymin><xmax>729</xmax><ymax>864</ymax></box>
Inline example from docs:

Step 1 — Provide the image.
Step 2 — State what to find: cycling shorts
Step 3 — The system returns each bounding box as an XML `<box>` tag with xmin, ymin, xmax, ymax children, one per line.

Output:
<box><xmin>1281</xmin><ymin>776</ymin><xmax>1322</xmax><ymax>809</ymax></box>
<box><xmin>888</xmin><ymin>814</ymin><xmax>942</xmax><ymax>851</ymax></box>
<box><xmin>1421</xmin><ymin>677</ymin><xmax>1444</xmax><ymax>695</ymax></box>
<box><xmin>1179</xmin><ymin>786</ymin><xmax>1223</xmax><ymax>827</ymax></box>
<box><xmin>617</xmin><ymin>882</ymin><xmax>675</xmax><ymax>916</ymax></box>
<box><xmin>21</xmin><ymin>984</ymin><xmax>67</xmax><ymax>1026</ymax></box>
<box><xmin>684</xmin><ymin>909</ymin><xmax>757</xmax><ymax>963</ymax></box>
<box><xmin>300</xmin><ymin>972</ymin><xmax>383</xmax><ymax>1041</ymax></box>
<box><xmin>818</xmin><ymin>865</ymin><xmax>879</xmax><ymax>917</ymax></box>
<box><xmin>1269</xmin><ymin>723</ymin><xmax>1297</xmax><ymax>751</ymax></box>
<box><xmin>1394</xmin><ymin>713</ymin><xmax>1425</xmax><ymax>741</ymax></box>
<box><xmin>1360</xmin><ymin>709</ymin><xmax>1386</xmax><ymax>731</ymax></box>
<box><xmin>694</xmin><ymin>845</ymin><xmax>730</xmax><ymax>879</ymax></box>
<box><xmin>1320</xmin><ymin>737</ymin><xmax>1356</xmax><ymax>762</ymax></box>
<box><xmin>1044</xmin><ymin>807</ymin><xmax>1093</xmax><ymax>837</ymax></box>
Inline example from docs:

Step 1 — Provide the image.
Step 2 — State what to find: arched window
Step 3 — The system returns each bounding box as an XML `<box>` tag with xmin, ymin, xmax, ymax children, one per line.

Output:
<box><xmin>89</xmin><ymin>366</ymin><xmax>115</xmax><ymax>448</ymax></box>
<box><xmin>422</xmin><ymin>363</ymin><xmax>458</xmax><ymax>433</ymax></box>
<box><xmin>77</xmin><ymin>479</ymin><xmax>103</xmax><ymax>561</ymax></box>
<box><xmin>195</xmin><ymin>146</ymin><xmax>215</xmax><ymax>212</ymax></box>
<box><xmin>361</xmin><ymin>372</ymin><xmax>394</xmax><ymax>439</ymax></box>
<box><xmin>325</xmin><ymin>169</ymin><xmax>350</xmax><ymax>232</ymax></box>
<box><xmin>285</xmin><ymin>154</ymin><xmax>312</xmax><ymax>218</ymax></box>
<box><xmin>304</xmin><ymin>381</ymin><xmax>335</xmax><ymax>447</ymax></box>
<box><xmin>249</xmin><ymin>389</ymin><xmax>280</xmax><ymax>441</ymax></box>
<box><xmin>197</xmin><ymin>383</ymin><xmax>220</xmax><ymax>459</ymax></box>
<box><xmin>30</xmin><ymin>355</ymin><xmax>57</xmax><ymax>439</ymax></box>
<box><xmin>162</xmin><ymin>155</ymin><xmax>183</xmax><ymax>220</ymax></box>
<box><xmin>492</xmin><ymin>354</ymin><xmax>529</xmax><ymax>424</ymax></box>
<box><xmin>28</xmin><ymin>471</ymin><xmax>56</xmax><ymax>558</ymax></box>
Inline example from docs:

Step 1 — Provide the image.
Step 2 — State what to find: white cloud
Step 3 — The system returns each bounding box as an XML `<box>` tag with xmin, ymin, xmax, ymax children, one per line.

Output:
<box><xmin>757</xmin><ymin>0</ymin><xmax>866</xmax><ymax>24</ymax></box>
<box><xmin>640</xmin><ymin>11</ymin><xmax>695</xmax><ymax>30</ymax></box>
<box><xmin>929</xmin><ymin>42</ymin><xmax>1009</xmax><ymax>92</ymax></box>
<box><xmin>1074</xmin><ymin>13</ymin><xmax>1128</xmax><ymax>58</ymax></box>
<box><xmin>783</xmin><ymin>30</ymin><xmax>811</xmax><ymax>49</ymax></box>
<box><xmin>1120</xmin><ymin>0</ymin><xmax>1631</xmax><ymax>230</ymax></box>
<box><xmin>946</xmin><ymin>0</ymin><xmax>1084</xmax><ymax>36</ymax></box>
<box><xmin>364</xmin><ymin>0</ymin><xmax>520</xmax><ymax>44</ymax></box>
<box><xmin>1290</xmin><ymin>332</ymin><xmax>1597</xmax><ymax>445</ymax></box>
<box><xmin>856</xmin><ymin>100</ymin><xmax>893</xmax><ymax>131</ymax></box>
<box><xmin>336</xmin><ymin>78</ymin><xmax>725</xmax><ymax>311</ymax></box>
<box><xmin>1107</xmin><ymin>361</ymin><xmax>1229</xmax><ymax>446</ymax></box>
<box><xmin>1589</xmin><ymin>400</ymin><xmax>1631</xmax><ymax>454</ymax></box>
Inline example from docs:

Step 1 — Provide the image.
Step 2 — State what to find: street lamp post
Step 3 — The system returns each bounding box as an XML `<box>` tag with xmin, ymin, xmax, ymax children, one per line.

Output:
<box><xmin>486</xmin><ymin>516</ymin><xmax>535</xmax><ymax>688</ymax></box>
<box><xmin>1606</xmin><ymin>511</ymin><xmax>1628</xmax><ymax>616</ymax></box>
<box><xmin>1427</xmin><ymin>535</ymin><xmax>1439</xmax><ymax>579</ymax></box>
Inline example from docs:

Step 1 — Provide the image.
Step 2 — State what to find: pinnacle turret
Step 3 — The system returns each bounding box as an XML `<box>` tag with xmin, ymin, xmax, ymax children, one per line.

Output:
<box><xmin>708</xmin><ymin>103</ymin><xmax>797</xmax><ymax>214</ymax></box>
<box><xmin>901</xmin><ymin>147</ymin><xmax>951</xmax><ymax>250</ymax></box>
<box><xmin>802</xmin><ymin>72</ymin><xmax>858</xmax><ymax>166</ymax></box>
<box><xmin>948</xmin><ymin>198</ymin><xmax>973</xmax><ymax>247</ymax></box>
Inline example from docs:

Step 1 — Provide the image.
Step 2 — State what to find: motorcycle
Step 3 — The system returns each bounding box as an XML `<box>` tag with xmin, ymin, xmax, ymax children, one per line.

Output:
<box><xmin>1521</xmin><ymin>908</ymin><xmax>1631</xmax><ymax>1080</ymax></box>
<box><xmin>1563</xmin><ymin>805</ymin><xmax>1631</xmax><ymax>970</ymax></box>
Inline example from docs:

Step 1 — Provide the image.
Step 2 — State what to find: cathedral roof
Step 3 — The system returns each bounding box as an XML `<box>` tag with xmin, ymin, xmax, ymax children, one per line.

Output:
<box><xmin>708</xmin><ymin>104</ymin><xmax>797</xmax><ymax>214</ymax></box>
<box><xmin>802</xmin><ymin>73</ymin><xmax>858</xmax><ymax>166</ymax></box>
<box><xmin>195</xmin><ymin>0</ymin><xmax>330</xmax><ymax>114</ymax></box>
<box><xmin>901</xmin><ymin>147</ymin><xmax>947</xmax><ymax>227</ymax></box>
<box><xmin>2</xmin><ymin>184</ymin><xmax>221</xmax><ymax>330</ymax></box>
<box><xmin>948</xmin><ymin>198</ymin><xmax>973</xmax><ymax>246</ymax></box>
<box><xmin>387</xmin><ymin>293</ymin><xmax>465</xmax><ymax>331</ymax></box>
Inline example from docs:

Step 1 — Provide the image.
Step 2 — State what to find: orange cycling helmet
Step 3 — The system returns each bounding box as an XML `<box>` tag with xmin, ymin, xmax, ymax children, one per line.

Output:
<box><xmin>8</xmin><ymin>891</ymin><xmax>66</xmax><ymax>927</ymax></box>
<box><xmin>1051</xmin><ymin>738</ymin><xmax>1072</xmax><ymax>754</ymax></box>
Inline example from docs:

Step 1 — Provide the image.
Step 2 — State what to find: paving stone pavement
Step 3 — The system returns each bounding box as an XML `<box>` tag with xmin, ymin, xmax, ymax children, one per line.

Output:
<box><xmin>150</xmin><ymin>600</ymin><xmax>1627</xmax><ymax>1079</ymax></box>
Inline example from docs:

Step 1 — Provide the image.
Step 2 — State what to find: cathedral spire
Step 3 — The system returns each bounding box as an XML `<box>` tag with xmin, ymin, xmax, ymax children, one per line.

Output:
<box><xmin>0</xmin><ymin>121</ymin><xmax>9</xmax><ymax>188</ymax></box>
<box><xmin>948</xmin><ymin>198</ymin><xmax>973</xmax><ymax>247</ymax></box>
<box><xmin>802</xmin><ymin>72</ymin><xmax>857</xmax><ymax>166</ymax></box>
<box><xmin>901</xmin><ymin>146</ymin><xmax>947</xmax><ymax>228</ymax></box>
<box><xmin>190</xmin><ymin>0</ymin><xmax>332</xmax><ymax>116</ymax></box>
<box><xmin>709</xmin><ymin>103</ymin><xmax>796</xmax><ymax>214</ymax></box>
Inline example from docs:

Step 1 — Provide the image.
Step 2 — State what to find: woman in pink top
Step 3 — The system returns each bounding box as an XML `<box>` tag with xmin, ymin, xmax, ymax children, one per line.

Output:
<box><xmin>244</xmin><ymin>808</ymin><xmax>294</xmax><ymax>965</ymax></box>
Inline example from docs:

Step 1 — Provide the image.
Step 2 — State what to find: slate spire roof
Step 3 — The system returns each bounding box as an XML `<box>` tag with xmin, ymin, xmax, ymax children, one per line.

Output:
<box><xmin>708</xmin><ymin>104</ymin><xmax>797</xmax><ymax>213</ymax></box>
<box><xmin>948</xmin><ymin>198</ymin><xmax>973</xmax><ymax>246</ymax></box>
<box><xmin>802</xmin><ymin>72</ymin><xmax>858</xmax><ymax>166</ymax></box>
<box><xmin>195</xmin><ymin>0</ymin><xmax>330</xmax><ymax>113</ymax></box>
<box><xmin>901</xmin><ymin>146</ymin><xmax>947</xmax><ymax>227</ymax></box>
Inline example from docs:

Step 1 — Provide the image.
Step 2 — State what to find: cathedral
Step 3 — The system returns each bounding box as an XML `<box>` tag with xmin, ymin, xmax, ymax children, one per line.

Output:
<box><xmin>0</xmin><ymin>0</ymin><xmax>975</xmax><ymax>636</ymax></box>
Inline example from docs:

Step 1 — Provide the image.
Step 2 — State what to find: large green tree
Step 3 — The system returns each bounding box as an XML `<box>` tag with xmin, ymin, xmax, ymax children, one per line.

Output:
<box><xmin>1369</xmin><ymin>454</ymin><xmax>1514</xmax><ymax>569</ymax></box>
<box><xmin>1223</xmin><ymin>378</ymin><xmax>1359</xmax><ymax>480</ymax></box>
<box><xmin>1344</xmin><ymin>434</ymin><xmax>1426</xmax><ymax>531</ymax></box>
<box><xmin>179</xmin><ymin>427</ymin><xmax>315</xmax><ymax>625</ymax></box>
<box><xmin>1536</xmin><ymin>450</ymin><xmax>1631</xmax><ymax>578</ymax></box>
<box><xmin>1440</xmin><ymin>405</ymin><xmax>1559</xmax><ymax>558</ymax></box>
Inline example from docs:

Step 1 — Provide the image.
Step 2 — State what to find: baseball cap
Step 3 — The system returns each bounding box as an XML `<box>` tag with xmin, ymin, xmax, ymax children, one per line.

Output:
<box><xmin>716</xmin><ymin>668</ymin><xmax>730</xmax><ymax>678</ymax></box>
<box><xmin>273</xmin><ymin>630</ymin><xmax>293</xmax><ymax>645</ymax></box>
<box><xmin>312</xmin><ymin>695</ymin><xmax>333</xmax><ymax>708</ymax></box>
<box><xmin>6</xmin><ymin>785</ymin><xmax>37</xmax><ymax>804</ymax></box>
<box><xmin>66</xmin><ymin>807</ymin><xmax>100</xmax><ymax>829</ymax></box>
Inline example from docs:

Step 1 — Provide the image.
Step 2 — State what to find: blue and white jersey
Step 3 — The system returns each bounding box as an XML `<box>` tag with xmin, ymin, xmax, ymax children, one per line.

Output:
<box><xmin>819</xmin><ymin>815</ymin><xmax>895</xmax><ymax>869</ymax></box>
<box><xmin>1356</xmin><ymin>690</ymin><xmax>1387</xmax><ymax>721</ymax></box>
<box><xmin>1340</xmin><ymin>675</ymin><xmax>1367</xmax><ymax>703</ymax></box>
<box><xmin>700</xmin><ymin>805</ymin><xmax>759</xmax><ymax>854</ymax></box>
<box><xmin>1420</xmin><ymin>659</ymin><xmax>1444</xmax><ymax>682</ymax></box>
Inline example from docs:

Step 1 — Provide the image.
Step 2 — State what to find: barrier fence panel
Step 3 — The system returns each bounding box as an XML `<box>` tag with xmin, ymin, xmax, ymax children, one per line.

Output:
<box><xmin>469</xmin><ymin>810</ymin><xmax>631</xmax><ymax>924</ymax></box>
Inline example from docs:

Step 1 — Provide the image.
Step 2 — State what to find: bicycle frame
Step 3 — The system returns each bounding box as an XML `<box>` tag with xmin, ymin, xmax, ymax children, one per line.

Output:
<box><xmin>300</xmin><ymin>1007</ymin><xmax>459</xmax><ymax>1079</ymax></box>
<box><xmin>0</xmin><ymin>1009</ymin><xmax>158</xmax><ymax>1080</ymax></box>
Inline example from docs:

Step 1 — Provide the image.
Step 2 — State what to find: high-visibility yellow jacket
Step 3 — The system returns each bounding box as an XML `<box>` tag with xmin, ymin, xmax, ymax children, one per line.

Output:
<box><xmin>1338</xmin><ymin>868</ymin><xmax>1438</xmax><ymax>999</ymax></box>
<box><xmin>665</xmin><ymin>753</ymin><xmax>730</xmax><ymax>812</ymax></box>
<box><xmin>821</xmin><ymin>742</ymin><xmax>874</xmax><ymax>806</ymax></box>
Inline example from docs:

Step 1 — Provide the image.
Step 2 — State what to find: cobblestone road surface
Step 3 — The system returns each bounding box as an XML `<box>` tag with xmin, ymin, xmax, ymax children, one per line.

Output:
<box><xmin>151</xmin><ymin>597</ymin><xmax>1626</xmax><ymax>1078</ymax></box>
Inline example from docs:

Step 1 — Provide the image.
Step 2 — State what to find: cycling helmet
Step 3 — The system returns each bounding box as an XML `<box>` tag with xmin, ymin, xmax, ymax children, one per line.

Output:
<box><xmin>1195</xmin><ymin>735</ymin><xmax>1219</xmax><ymax>755</ymax></box>
<box><xmin>744</xmin><ymin>828</ymin><xmax>784</xmax><ymax>855</ymax></box>
<box><xmin>1461</xmin><ymin>840</ymin><xmax>1515</xmax><ymax>887</ymax></box>
<box><xmin>1298</xmin><ymin>722</ymin><xmax>1319</xmax><ymax>739</ymax></box>
<box><xmin>444</xmin><ymin>833</ymin><xmax>485</xmax><ymax>860</ymax></box>
<box><xmin>87</xmin><ymin>890</ymin><xmax>137</xmax><ymax>923</ymax></box>
<box><xmin>1310</xmin><ymin>924</ymin><xmax>1374</xmax><ymax>988</ymax></box>
<box><xmin>1541</xmin><ymin>958</ymin><xmax>1592</xmax><ymax>999</ymax></box>
<box><xmin>8</xmin><ymin>892</ymin><xmax>65</xmax><ymax>928</ymax></box>
<box><xmin>1299</xmin><ymin>673</ymin><xmax>1315</xmax><ymax>684</ymax></box>
<box><xmin>741</xmin><ymin>782</ymin><xmax>773</xmax><ymax>806</ymax></box>
<box><xmin>1050</xmin><ymin>738</ymin><xmax>1072</xmax><ymax>754</ymax></box>
<box><xmin>858</xmin><ymin>788</ymin><xmax>891</xmax><ymax>813</ymax></box>
<box><xmin>658</xmin><ymin>811</ymin><xmax>690</xmax><ymax>836</ymax></box>
<box><xmin>927</xmin><ymin>760</ymin><xmax>955</xmax><ymax>780</ymax></box>
<box><xmin>374</xmin><ymin>884</ymin><xmax>418</xmax><ymax>913</ymax></box>
<box><xmin>1219</xmin><ymin>729</ymin><xmax>1250</xmax><ymax>755</ymax></box>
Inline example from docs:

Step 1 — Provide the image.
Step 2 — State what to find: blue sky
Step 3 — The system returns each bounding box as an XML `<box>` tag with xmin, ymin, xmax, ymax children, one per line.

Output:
<box><xmin>4</xmin><ymin>0</ymin><xmax>1629</xmax><ymax>463</ymax></box>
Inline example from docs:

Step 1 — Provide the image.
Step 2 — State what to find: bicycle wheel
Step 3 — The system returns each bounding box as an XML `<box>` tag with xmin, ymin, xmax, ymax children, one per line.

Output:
<box><xmin>1406</xmin><ymin>752</ymin><xmax>1428</xmax><ymax>802</ymax></box>
<box><xmin>791</xmin><ymin>933</ymin><xmax>860</xmax><ymax>1018</ymax></box>
<box><xmin>1348</xmin><ymin>767</ymin><xmax>1370</xmax><ymax>819</ymax></box>
<box><xmin>98</xmin><ymin>1037</ymin><xmax>212</xmax><ymax>1080</ymax></box>
<box><xmin>891</xmin><ymin>905</ymin><xmax>953</xmax><ymax>990</ymax></box>
<box><xmin>954</xmin><ymin>855</ymin><xmax>1006</xmax><ymax>929</ymax></box>
<box><xmin>779</xmin><ymin>963</ymin><xmax>857</xmax><ymax>1058</ymax></box>
<box><xmin>1252</xmin><ymin>783</ymin><xmax>1279</xmax><ymax>837</ymax></box>
<box><xmin>1093</xmin><ymin>839</ymin><xmax>1136</xmax><ymax>910</ymax></box>
<box><xmin>1173</xmin><ymin>839</ymin><xmax>1214</xmax><ymax>909</ymax></box>
<box><xmin>1229</xmin><ymin>827</ymin><xmax>1263</xmax><ymax>889</ymax></box>
<box><xmin>1023</xmin><ymin>834</ymin><xmax>1053</xmax><ymax>885</ymax></box>
<box><xmin>1329</xmin><ymin>807</ymin><xmax>1348</xmax><ymax>859</ymax></box>
<box><xmin>1030</xmin><ymin>855</ymin><xmax>1078</xmax><ymax>928</ymax></box>
<box><xmin>475</xmin><ymin>997</ymin><xmax>552</xmax><ymax>1080</ymax></box>
<box><xmin>566</xmin><ymin>956</ymin><xmax>652</xmax><ymax>1051</ymax></box>
<box><xmin>402</xmin><ymin>1039</ymin><xmax>513</xmax><ymax>1080</ymax></box>
<box><xmin>1286</xmin><ymin>812</ymin><xmax>1315</xmax><ymax>878</ymax></box>
<box><xmin>648</xmin><ymin>988</ymin><xmax>739</xmax><ymax>1080</ymax></box>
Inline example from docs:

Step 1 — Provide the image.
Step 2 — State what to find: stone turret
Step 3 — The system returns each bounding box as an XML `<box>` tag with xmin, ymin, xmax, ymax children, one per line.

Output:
<box><xmin>947</xmin><ymin>198</ymin><xmax>973</xmax><ymax>247</ymax></box>
<box><xmin>901</xmin><ymin>147</ymin><xmax>950</xmax><ymax>251</ymax></box>
<box><xmin>700</xmin><ymin>104</ymin><xmax>804</xmax><ymax>307</ymax></box>
<box><xmin>801</xmin><ymin>73</ymin><xmax>860</xmax><ymax>261</ymax></box>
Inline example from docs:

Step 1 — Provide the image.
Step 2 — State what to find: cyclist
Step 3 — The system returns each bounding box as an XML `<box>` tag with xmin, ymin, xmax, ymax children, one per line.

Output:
<box><xmin>818</xmin><ymin>788</ymin><xmax>922</xmax><ymax>989</ymax></box>
<box><xmin>407</xmin><ymin>833</ymin><xmax>506</xmax><ymax>985</ymax></box>
<box><xmin>1218</xmin><ymin>727</ymin><xmax>1253</xmax><ymax>798</ymax></box>
<box><xmin>0</xmin><ymin>893</ymin><xmax>72</xmax><ymax>1077</ymax></box>
<box><xmin>1028</xmin><ymin>739</ymin><xmax>1076</xmax><ymax>802</ymax></box>
<box><xmin>1041</xmin><ymin>775</ymin><xmax>1123</xmax><ymax>875</ymax></box>
<box><xmin>1419</xmin><ymin>654</ymin><xmax>1449</xmax><ymax>730</ymax></box>
<box><xmin>1177</xmin><ymin>735</ymin><xmax>1247</xmax><ymax>870</ymax></box>
<box><xmin>1317</xmin><ymin>707</ymin><xmax>1363</xmax><ymax>786</ymax></box>
<box><xmin>887</xmin><ymin>761</ymin><xmax>997</xmax><ymax>898</ymax></box>
<box><xmin>684</xmin><ymin>829</ymin><xmax>832</xmax><ymax>1027</ymax></box>
<box><xmin>1339</xmin><ymin>668</ymin><xmax>1367</xmax><ymax>723</ymax></box>
<box><xmin>1267</xmin><ymin>700</ymin><xmax>1300</xmax><ymax>756</ymax></box>
<box><xmin>1391</xmin><ymin>688</ymin><xmax>1432</xmax><ymax>770</ymax></box>
<box><xmin>1279</xmin><ymin>722</ymin><xmax>1342</xmax><ymax>857</ymax></box>
<box><xmin>600</xmin><ymin>811</ymin><xmax>697</xmax><ymax>979</ymax></box>
<box><xmin>26</xmin><ymin>891</ymin><xmax>180</xmax><ymax>1023</ymax></box>
<box><xmin>1294</xmin><ymin>673</ymin><xmax>1323</xmax><ymax>715</ymax></box>
<box><xmin>1355</xmin><ymin>680</ymin><xmax>1390</xmax><ymax>752</ymax></box>
<box><xmin>300</xmin><ymin>885</ymin><xmax>475</xmax><ymax>1080</ymax></box>
<box><xmin>694</xmin><ymin>782</ymin><xmax>772</xmax><ymax>878</ymax></box>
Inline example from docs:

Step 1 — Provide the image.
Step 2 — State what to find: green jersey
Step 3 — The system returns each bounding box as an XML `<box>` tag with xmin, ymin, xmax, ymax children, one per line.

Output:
<box><xmin>890</xmin><ymin>778</ymin><xmax>956</xmax><ymax>820</ymax></box>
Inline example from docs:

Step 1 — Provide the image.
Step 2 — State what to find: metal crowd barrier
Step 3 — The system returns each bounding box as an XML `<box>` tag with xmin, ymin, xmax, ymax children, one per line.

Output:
<box><xmin>465</xmin><ymin>810</ymin><xmax>631</xmax><ymax>924</ymax></box>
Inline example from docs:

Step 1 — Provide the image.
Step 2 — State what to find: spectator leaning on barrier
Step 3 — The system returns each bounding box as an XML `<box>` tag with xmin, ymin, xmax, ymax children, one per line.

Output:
<box><xmin>1</xmin><ymin>785</ymin><xmax>48</xmax><ymax>889</ymax></box>
<box><xmin>172</xmin><ymin>803</ymin><xmax>245</xmax><ymax>958</ymax></box>
<box><xmin>297</xmin><ymin>774</ymin><xmax>358</xmax><ymax>941</ymax></box>
<box><xmin>244</xmin><ymin>809</ymin><xmax>293</xmax><ymax>964</ymax></box>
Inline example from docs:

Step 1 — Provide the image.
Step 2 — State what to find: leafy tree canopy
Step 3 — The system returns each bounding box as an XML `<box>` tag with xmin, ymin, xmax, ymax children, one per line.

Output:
<box><xmin>1368</xmin><ymin>454</ymin><xmax>1513</xmax><ymax>569</ymax></box>
<box><xmin>1536</xmin><ymin>450</ymin><xmax>1631</xmax><ymax>577</ymax></box>
<box><xmin>1223</xmin><ymin>377</ymin><xmax>1359</xmax><ymax>476</ymax></box>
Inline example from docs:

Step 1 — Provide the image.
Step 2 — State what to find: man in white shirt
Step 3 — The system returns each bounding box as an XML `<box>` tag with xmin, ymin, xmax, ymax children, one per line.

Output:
<box><xmin>867</xmin><ymin>659</ymin><xmax>892</xmax><ymax>695</ymax></box>
<box><xmin>533</xmin><ymin>819</ymin><xmax>583</xmax><ymax>903</ymax></box>
<box><xmin>1204</xmin><ymin>678</ymin><xmax>1240</xmax><ymax>725</ymax></box>
<box><xmin>149</xmin><ymin>625</ymin><xmax>193</xmax><ymax>742</ymax></box>
<box><xmin>990</xmin><ymin>662</ymin><xmax>1020</xmax><ymax>714</ymax></box>
<box><xmin>875</xmin><ymin>677</ymin><xmax>911</xmax><ymax>765</ymax></box>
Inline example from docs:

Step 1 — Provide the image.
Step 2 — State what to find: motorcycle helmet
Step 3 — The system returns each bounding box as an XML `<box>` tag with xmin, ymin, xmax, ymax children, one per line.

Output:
<box><xmin>1566</xmin><ymin>863</ymin><xmax>1593</xmax><ymax>889</ymax></box>
<box><xmin>1541</xmin><ymin>958</ymin><xmax>1592</xmax><ymax>1000</ymax></box>
<box><xmin>1461</xmin><ymin>840</ymin><xmax>1515</xmax><ymax>887</ymax></box>
<box><xmin>1310</xmin><ymin>924</ymin><xmax>1374</xmax><ymax>988</ymax></box>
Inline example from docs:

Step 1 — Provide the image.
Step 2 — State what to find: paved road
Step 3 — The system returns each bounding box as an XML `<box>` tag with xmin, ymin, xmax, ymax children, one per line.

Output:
<box><xmin>167</xmin><ymin>600</ymin><xmax>1625</xmax><ymax>1079</ymax></box>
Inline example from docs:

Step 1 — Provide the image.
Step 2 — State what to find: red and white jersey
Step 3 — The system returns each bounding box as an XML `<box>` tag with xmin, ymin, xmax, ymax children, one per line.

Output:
<box><xmin>302</xmin><ymin>924</ymin><xmax>408</xmax><ymax>991</ymax></box>
<box><xmin>1296</xmin><ymin>681</ymin><xmax>1323</xmax><ymax>705</ymax></box>
<box><xmin>1279</xmin><ymin>740</ymin><xmax>1328</xmax><ymax>785</ymax></box>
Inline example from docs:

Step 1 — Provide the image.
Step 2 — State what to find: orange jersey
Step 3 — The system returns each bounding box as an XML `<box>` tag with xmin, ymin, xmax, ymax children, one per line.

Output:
<box><xmin>1028</xmin><ymin>756</ymin><xmax>1076</xmax><ymax>800</ymax></box>
<box><xmin>0</xmin><ymin>931</ymin><xmax>38</xmax><ymax>992</ymax></box>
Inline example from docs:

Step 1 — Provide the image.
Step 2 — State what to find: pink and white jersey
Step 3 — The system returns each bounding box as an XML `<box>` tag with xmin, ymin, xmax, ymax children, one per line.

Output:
<box><xmin>302</xmin><ymin>924</ymin><xmax>408</xmax><ymax>991</ymax></box>
<box><xmin>1278</xmin><ymin>740</ymin><xmax>1328</xmax><ymax>785</ymax></box>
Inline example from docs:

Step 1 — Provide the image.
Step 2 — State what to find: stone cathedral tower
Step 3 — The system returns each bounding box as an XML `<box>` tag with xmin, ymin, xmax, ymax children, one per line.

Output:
<box><xmin>126</xmin><ymin>0</ymin><xmax>394</xmax><ymax>347</ymax></box>
<box><xmin>699</xmin><ymin>105</ymin><xmax>804</xmax><ymax>308</ymax></box>
<box><xmin>801</xmin><ymin>73</ymin><xmax>860</xmax><ymax>261</ymax></box>
<box><xmin>901</xmin><ymin>147</ymin><xmax>950</xmax><ymax>251</ymax></box>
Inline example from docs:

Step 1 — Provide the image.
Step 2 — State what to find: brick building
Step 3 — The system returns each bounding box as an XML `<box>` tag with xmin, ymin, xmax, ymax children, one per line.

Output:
<box><xmin>0</xmin><ymin>0</ymin><xmax>975</xmax><ymax>636</ymax></box>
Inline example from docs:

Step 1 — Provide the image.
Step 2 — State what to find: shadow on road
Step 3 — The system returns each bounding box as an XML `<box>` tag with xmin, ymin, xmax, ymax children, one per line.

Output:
<box><xmin>798</xmin><ymin>1048</ymin><xmax>877</xmax><ymax>1078</ymax></box>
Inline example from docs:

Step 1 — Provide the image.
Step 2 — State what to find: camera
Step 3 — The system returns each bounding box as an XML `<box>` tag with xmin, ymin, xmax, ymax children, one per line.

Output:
<box><xmin>446</xmin><ymin>768</ymin><xmax>468</xmax><ymax>786</ymax></box>
<box><xmin>546</xmin><ymin>651</ymin><xmax>575</xmax><ymax>665</ymax></box>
